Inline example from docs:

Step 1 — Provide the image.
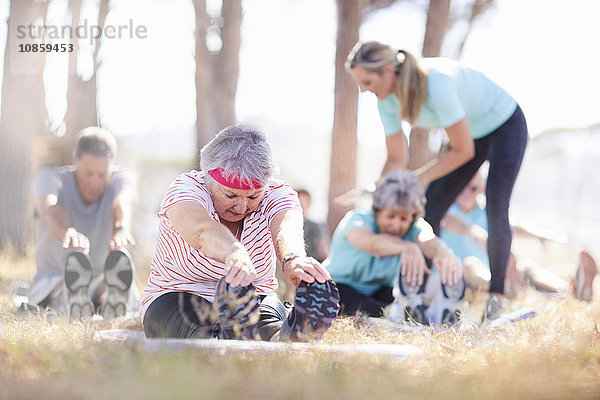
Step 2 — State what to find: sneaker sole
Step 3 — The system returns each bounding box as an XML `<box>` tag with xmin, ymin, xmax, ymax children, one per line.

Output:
<box><xmin>441</xmin><ymin>308</ymin><xmax>460</xmax><ymax>325</ymax></box>
<box><xmin>397</xmin><ymin>274</ymin><xmax>427</xmax><ymax>324</ymax></box>
<box><xmin>405</xmin><ymin>304</ymin><xmax>428</xmax><ymax>325</ymax></box>
<box><xmin>398</xmin><ymin>274</ymin><xmax>422</xmax><ymax>297</ymax></box>
<box><xmin>215</xmin><ymin>279</ymin><xmax>261</xmax><ymax>338</ymax></box>
<box><xmin>64</xmin><ymin>252</ymin><xmax>94</xmax><ymax>320</ymax></box>
<box><xmin>431</xmin><ymin>279</ymin><xmax>465</xmax><ymax>326</ymax></box>
<box><xmin>286</xmin><ymin>280</ymin><xmax>340</xmax><ymax>341</ymax></box>
<box><xmin>102</xmin><ymin>250</ymin><xmax>134</xmax><ymax>320</ymax></box>
<box><xmin>441</xmin><ymin>279</ymin><xmax>466</xmax><ymax>302</ymax></box>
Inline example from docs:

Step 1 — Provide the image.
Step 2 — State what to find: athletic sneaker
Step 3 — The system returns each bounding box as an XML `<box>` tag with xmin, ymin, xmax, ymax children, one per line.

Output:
<box><xmin>279</xmin><ymin>280</ymin><xmax>340</xmax><ymax>342</ymax></box>
<box><xmin>481</xmin><ymin>294</ymin><xmax>508</xmax><ymax>323</ymax></box>
<box><xmin>482</xmin><ymin>307</ymin><xmax>536</xmax><ymax>329</ymax></box>
<box><xmin>396</xmin><ymin>273</ymin><xmax>428</xmax><ymax>325</ymax></box>
<box><xmin>101</xmin><ymin>249</ymin><xmax>134</xmax><ymax>320</ymax></box>
<box><xmin>64</xmin><ymin>251</ymin><xmax>94</xmax><ymax>320</ymax></box>
<box><xmin>574</xmin><ymin>250</ymin><xmax>597</xmax><ymax>302</ymax></box>
<box><xmin>428</xmin><ymin>279</ymin><xmax>465</xmax><ymax>325</ymax></box>
<box><xmin>439</xmin><ymin>279</ymin><xmax>466</xmax><ymax>325</ymax></box>
<box><xmin>215</xmin><ymin>278</ymin><xmax>261</xmax><ymax>339</ymax></box>
<box><xmin>17</xmin><ymin>302</ymin><xmax>41</xmax><ymax>315</ymax></box>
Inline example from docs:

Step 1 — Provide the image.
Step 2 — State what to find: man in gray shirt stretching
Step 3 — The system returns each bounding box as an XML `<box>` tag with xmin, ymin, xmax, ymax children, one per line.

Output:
<box><xmin>29</xmin><ymin>127</ymin><xmax>137</xmax><ymax>320</ymax></box>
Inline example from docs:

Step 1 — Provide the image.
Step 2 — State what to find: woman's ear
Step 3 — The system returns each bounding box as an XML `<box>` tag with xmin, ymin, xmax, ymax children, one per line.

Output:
<box><xmin>382</xmin><ymin>63</ymin><xmax>395</xmax><ymax>75</ymax></box>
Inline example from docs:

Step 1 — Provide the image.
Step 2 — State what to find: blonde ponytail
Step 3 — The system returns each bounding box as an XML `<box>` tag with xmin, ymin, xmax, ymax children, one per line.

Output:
<box><xmin>396</xmin><ymin>49</ymin><xmax>428</xmax><ymax>125</ymax></box>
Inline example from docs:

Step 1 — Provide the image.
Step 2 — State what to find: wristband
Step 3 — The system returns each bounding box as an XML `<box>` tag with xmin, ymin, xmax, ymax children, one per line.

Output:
<box><xmin>281</xmin><ymin>253</ymin><xmax>300</xmax><ymax>272</ymax></box>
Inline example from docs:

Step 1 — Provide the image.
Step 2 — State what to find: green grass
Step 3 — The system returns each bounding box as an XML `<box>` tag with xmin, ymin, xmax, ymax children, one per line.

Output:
<box><xmin>1</xmin><ymin>248</ymin><xmax>599</xmax><ymax>399</ymax></box>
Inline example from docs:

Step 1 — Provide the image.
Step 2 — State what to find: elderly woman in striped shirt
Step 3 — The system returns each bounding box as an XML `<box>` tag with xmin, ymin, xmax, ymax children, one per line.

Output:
<box><xmin>141</xmin><ymin>125</ymin><xmax>340</xmax><ymax>341</ymax></box>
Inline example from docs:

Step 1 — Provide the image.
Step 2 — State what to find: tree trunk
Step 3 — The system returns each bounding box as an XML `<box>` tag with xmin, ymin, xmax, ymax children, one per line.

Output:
<box><xmin>62</xmin><ymin>0</ymin><xmax>102</xmax><ymax>162</ymax></box>
<box><xmin>0</xmin><ymin>0</ymin><xmax>50</xmax><ymax>251</ymax></box>
<box><xmin>422</xmin><ymin>0</ymin><xmax>450</xmax><ymax>58</ymax></box>
<box><xmin>454</xmin><ymin>0</ymin><xmax>495</xmax><ymax>59</ymax></box>
<box><xmin>193</xmin><ymin>0</ymin><xmax>213</xmax><ymax>152</ymax></box>
<box><xmin>211</xmin><ymin>0</ymin><xmax>241</xmax><ymax>135</ymax></box>
<box><xmin>193</xmin><ymin>0</ymin><xmax>241</xmax><ymax>160</ymax></box>
<box><xmin>327</xmin><ymin>0</ymin><xmax>360</xmax><ymax>234</ymax></box>
<box><xmin>408</xmin><ymin>0</ymin><xmax>450</xmax><ymax>171</ymax></box>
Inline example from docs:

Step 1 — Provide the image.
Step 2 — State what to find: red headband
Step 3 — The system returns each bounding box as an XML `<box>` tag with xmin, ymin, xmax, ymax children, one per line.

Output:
<box><xmin>207</xmin><ymin>168</ymin><xmax>264</xmax><ymax>190</ymax></box>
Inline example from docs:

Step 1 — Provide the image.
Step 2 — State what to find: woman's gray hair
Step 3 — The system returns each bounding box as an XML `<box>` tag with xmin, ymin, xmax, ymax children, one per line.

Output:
<box><xmin>200</xmin><ymin>125</ymin><xmax>278</xmax><ymax>187</ymax></box>
<box><xmin>372</xmin><ymin>170</ymin><xmax>426</xmax><ymax>220</ymax></box>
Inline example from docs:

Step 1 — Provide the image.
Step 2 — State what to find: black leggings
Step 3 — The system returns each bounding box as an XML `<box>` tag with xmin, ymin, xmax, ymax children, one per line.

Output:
<box><xmin>143</xmin><ymin>291</ymin><xmax>285</xmax><ymax>341</ymax></box>
<box><xmin>425</xmin><ymin>105</ymin><xmax>528</xmax><ymax>294</ymax></box>
<box><xmin>336</xmin><ymin>283</ymin><xmax>394</xmax><ymax>317</ymax></box>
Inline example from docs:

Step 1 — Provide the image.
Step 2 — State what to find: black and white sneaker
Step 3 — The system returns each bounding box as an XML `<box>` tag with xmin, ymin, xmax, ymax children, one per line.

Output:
<box><xmin>215</xmin><ymin>278</ymin><xmax>261</xmax><ymax>339</ymax></box>
<box><xmin>397</xmin><ymin>273</ymin><xmax>428</xmax><ymax>325</ymax></box>
<box><xmin>64</xmin><ymin>251</ymin><xmax>94</xmax><ymax>320</ymax></box>
<box><xmin>101</xmin><ymin>249</ymin><xmax>134</xmax><ymax>320</ymax></box>
<box><xmin>438</xmin><ymin>279</ymin><xmax>465</xmax><ymax>325</ymax></box>
<box><xmin>279</xmin><ymin>280</ymin><xmax>340</xmax><ymax>342</ymax></box>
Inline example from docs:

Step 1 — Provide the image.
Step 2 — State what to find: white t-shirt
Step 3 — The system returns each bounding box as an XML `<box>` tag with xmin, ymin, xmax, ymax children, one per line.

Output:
<box><xmin>140</xmin><ymin>170</ymin><xmax>302</xmax><ymax>320</ymax></box>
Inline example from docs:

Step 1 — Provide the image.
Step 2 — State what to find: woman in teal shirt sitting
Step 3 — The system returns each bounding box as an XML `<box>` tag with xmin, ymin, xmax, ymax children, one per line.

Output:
<box><xmin>346</xmin><ymin>41</ymin><xmax>528</xmax><ymax>319</ymax></box>
<box><xmin>326</xmin><ymin>170</ymin><xmax>463</xmax><ymax>324</ymax></box>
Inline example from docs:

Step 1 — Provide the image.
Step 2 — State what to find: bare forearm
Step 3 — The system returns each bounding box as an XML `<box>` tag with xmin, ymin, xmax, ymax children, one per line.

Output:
<box><xmin>196</xmin><ymin>225</ymin><xmax>240</xmax><ymax>262</ymax></box>
<box><xmin>415</xmin><ymin>147</ymin><xmax>472</xmax><ymax>186</ymax></box>
<box><xmin>383</xmin><ymin>132</ymin><xmax>409</xmax><ymax>177</ymax></box>
<box><xmin>416</xmin><ymin>118</ymin><xmax>475</xmax><ymax>186</ymax></box>
<box><xmin>418</xmin><ymin>236</ymin><xmax>453</xmax><ymax>260</ymax></box>
<box><xmin>369</xmin><ymin>235</ymin><xmax>412</xmax><ymax>258</ymax></box>
<box><xmin>271</xmin><ymin>211</ymin><xmax>306</xmax><ymax>261</ymax></box>
<box><xmin>39</xmin><ymin>203</ymin><xmax>72</xmax><ymax>242</ymax></box>
<box><xmin>272</xmin><ymin>210</ymin><xmax>333</xmax><ymax>289</ymax></box>
<box><xmin>442</xmin><ymin>214</ymin><xmax>472</xmax><ymax>235</ymax></box>
<box><xmin>381</xmin><ymin>157</ymin><xmax>407</xmax><ymax>177</ymax></box>
<box><xmin>112</xmin><ymin>193</ymin><xmax>132</xmax><ymax>232</ymax></box>
<box><xmin>346</xmin><ymin>227</ymin><xmax>411</xmax><ymax>258</ymax></box>
<box><xmin>166</xmin><ymin>202</ymin><xmax>239</xmax><ymax>262</ymax></box>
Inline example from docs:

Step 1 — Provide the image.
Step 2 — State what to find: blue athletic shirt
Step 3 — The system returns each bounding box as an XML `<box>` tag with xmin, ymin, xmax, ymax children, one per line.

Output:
<box><xmin>440</xmin><ymin>203</ymin><xmax>489</xmax><ymax>268</ymax></box>
<box><xmin>377</xmin><ymin>58</ymin><xmax>517</xmax><ymax>139</ymax></box>
<box><xmin>325</xmin><ymin>209</ymin><xmax>421</xmax><ymax>295</ymax></box>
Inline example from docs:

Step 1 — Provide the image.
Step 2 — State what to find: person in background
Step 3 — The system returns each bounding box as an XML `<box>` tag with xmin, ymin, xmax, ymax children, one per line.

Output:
<box><xmin>295</xmin><ymin>188</ymin><xmax>330</xmax><ymax>263</ymax></box>
<box><xmin>30</xmin><ymin>127</ymin><xmax>138</xmax><ymax>320</ymax></box>
<box><xmin>442</xmin><ymin>172</ymin><xmax>597</xmax><ymax>301</ymax></box>
<box><xmin>141</xmin><ymin>125</ymin><xmax>340</xmax><ymax>342</ymax></box>
<box><xmin>347</xmin><ymin>41</ymin><xmax>528</xmax><ymax>321</ymax></box>
<box><xmin>326</xmin><ymin>170</ymin><xmax>464</xmax><ymax>325</ymax></box>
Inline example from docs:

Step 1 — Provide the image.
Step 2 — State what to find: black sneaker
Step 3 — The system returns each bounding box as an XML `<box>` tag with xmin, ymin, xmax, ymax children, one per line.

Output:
<box><xmin>64</xmin><ymin>251</ymin><xmax>94</xmax><ymax>320</ymax></box>
<box><xmin>101</xmin><ymin>249</ymin><xmax>134</xmax><ymax>320</ymax></box>
<box><xmin>215</xmin><ymin>278</ymin><xmax>261</xmax><ymax>339</ymax></box>
<box><xmin>279</xmin><ymin>280</ymin><xmax>340</xmax><ymax>342</ymax></box>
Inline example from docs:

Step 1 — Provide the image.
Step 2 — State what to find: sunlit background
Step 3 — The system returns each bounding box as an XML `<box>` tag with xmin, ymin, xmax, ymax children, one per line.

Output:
<box><xmin>1</xmin><ymin>0</ymin><xmax>599</xmax><ymax>254</ymax></box>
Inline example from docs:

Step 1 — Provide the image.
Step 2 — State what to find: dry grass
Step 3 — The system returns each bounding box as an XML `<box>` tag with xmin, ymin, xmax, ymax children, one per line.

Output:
<box><xmin>1</xmin><ymin>248</ymin><xmax>600</xmax><ymax>400</ymax></box>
